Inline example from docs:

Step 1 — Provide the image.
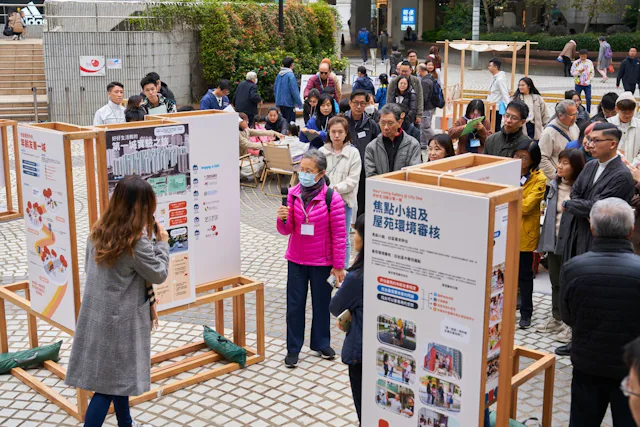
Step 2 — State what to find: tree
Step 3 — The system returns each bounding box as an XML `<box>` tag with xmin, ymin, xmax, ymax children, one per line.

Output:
<box><xmin>481</xmin><ymin>0</ymin><xmax>508</xmax><ymax>32</ymax></box>
<box><xmin>568</xmin><ymin>0</ymin><xmax>617</xmax><ymax>33</ymax></box>
<box><xmin>524</xmin><ymin>0</ymin><xmax>554</xmax><ymax>29</ymax></box>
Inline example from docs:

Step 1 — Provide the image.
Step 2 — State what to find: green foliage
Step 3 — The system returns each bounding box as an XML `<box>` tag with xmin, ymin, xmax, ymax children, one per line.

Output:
<box><xmin>440</xmin><ymin>3</ymin><xmax>473</xmax><ymax>34</ymax></box>
<box><xmin>145</xmin><ymin>0</ymin><xmax>341</xmax><ymax>102</ymax></box>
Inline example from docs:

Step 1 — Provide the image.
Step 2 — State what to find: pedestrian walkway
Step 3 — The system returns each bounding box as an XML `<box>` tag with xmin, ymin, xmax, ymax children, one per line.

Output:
<box><xmin>0</xmin><ymin>126</ymin><xmax>613</xmax><ymax>426</ymax></box>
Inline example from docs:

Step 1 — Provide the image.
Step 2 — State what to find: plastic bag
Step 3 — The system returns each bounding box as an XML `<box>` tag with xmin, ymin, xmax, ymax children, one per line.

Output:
<box><xmin>0</xmin><ymin>341</ymin><xmax>63</xmax><ymax>374</ymax></box>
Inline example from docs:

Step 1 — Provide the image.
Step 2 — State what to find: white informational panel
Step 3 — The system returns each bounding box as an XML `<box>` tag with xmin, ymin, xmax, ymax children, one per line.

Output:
<box><xmin>455</xmin><ymin>159</ymin><xmax>521</xmax><ymax>188</ymax></box>
<box><xmin>167</xmin><ymin>112</ymin><xmax>241</xmax><ymax>286</ymax></box>
<box><xmin>299</xmin><ymin>74</ymin><xmax>314</xmax><ymax>102</ymax></box>
<box><xmin>18</xmin><ymin>126</ymin><xmax>77</xmax><ymax>332</ymax></box>
<box><xmin>104</xmin><ymin>124</ymin><xmax>196</xmax><ymax>312</ymax></box>
<box><xmin>362</xmin><ymin>178</ymin><xmax>491</xmax><ymax>427</ymax></box>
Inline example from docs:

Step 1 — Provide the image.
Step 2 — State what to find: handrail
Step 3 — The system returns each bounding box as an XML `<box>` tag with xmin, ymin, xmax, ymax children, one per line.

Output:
<box><xmin>32</xmin><ymin>87</ymin><xmax>38</xmax><ymax>123</ymax></box>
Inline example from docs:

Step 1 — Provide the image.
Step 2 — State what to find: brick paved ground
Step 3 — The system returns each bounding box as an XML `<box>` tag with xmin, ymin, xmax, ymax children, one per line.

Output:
<box><xmin>0</xmin><ymin>68</ymin><xmax>619</xmax><ymax>425</ymax></box>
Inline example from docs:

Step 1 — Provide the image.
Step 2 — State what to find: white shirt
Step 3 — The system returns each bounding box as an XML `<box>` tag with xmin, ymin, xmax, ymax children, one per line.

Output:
<box><xmin>607</xmin><ymin>116</ymin><xmax>640</xmax><ymax>164</ymax></box>
<box><xmin>487</xmin><ymin>71</ymin><xmax>510</xmax><ymax>106</ymax></box>
<box><xmin>94</xmin><ymin>100</ymin><xmax>126</xmax><ymax>126</ymax></box>
<box><xmin>593</xmin><ymin>154</ymin><xmax>618</xmax><ymax>184</ymax></box>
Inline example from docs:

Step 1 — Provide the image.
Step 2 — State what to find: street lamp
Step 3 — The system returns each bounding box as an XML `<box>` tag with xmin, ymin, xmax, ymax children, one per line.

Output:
<box><xmin>279</xmin><ymin>0</ymin><xmax>284</xmax><ymax>34</ymax></box>
<box><xmin>471</xmin><ymin>0</ymin><xmax>480</xmax><ymax>69</ymax></box>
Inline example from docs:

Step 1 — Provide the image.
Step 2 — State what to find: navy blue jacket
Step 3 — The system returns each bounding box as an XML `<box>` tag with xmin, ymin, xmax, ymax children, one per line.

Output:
<box><xmin>233</xmin><ymin>80</ymin><xmax>262</xmax><ymax>118</ymax></box>
<box><xmin>200</xmin><ymin>89</ymin><xmax>230</xmax><ymax>111</ymax></box>
<box><xmin>352</xmin><ymin>75</ymin><xmax>375</xmax><ymax>96</ymax></box>
<box><xmin>329</xmin><ymin>268</ymin><xmax>363</xmax><ymax>365</ymax></box>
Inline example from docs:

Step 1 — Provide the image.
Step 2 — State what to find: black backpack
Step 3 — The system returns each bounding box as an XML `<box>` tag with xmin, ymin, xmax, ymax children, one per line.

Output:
<box><xmin>427</xmin><ymin>75</ymin><xmax>445</xmax><ymax>109</ymax></box>
<box><xmin>3</xmin><ymin>21</ymin><xmax>12</xmax><ymax>37</ymax></box>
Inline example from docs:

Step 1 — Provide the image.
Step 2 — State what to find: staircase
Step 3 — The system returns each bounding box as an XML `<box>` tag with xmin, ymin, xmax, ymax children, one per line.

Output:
<box><xmin>0</xmin><ymin>39</ymin><xmax>47</xmax><ymax>122</ymax></box>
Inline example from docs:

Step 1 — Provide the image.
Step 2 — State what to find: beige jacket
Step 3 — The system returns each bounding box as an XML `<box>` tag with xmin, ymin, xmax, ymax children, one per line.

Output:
<box><xmin>607</xmin><ymin>115</ymin><xmax>640</xmax><ymax>164</ymax></box>
<box><xmin>560</xmin><ymin>41</ymin><xmax>576</xmax><ymax>59</ymax></box>
<box><xmin>320</xmin><ymin>142</ymin><xmax>362</xmax><ymax>209</ymax></box>
<box><xmin>515</xmin><ymin>93</ymin><xmax>550</xmax><ymax>140</ymax></box>
<box><xmin>239</xmin><ymin>128</ymin><xmax>278</xmax><ymax>156</ymax></box>
<box><xmin>538</xmin><ymin>118</ymin><xmax>579</xmax><ymax>182</ymax></box>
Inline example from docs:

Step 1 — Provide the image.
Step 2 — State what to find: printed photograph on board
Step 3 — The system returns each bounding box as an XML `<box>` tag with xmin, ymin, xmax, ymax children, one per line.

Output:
<box><xmin>489</xmin><ymin>292</ymin><xmax>504</xmax><ymax>324</ymax></box>
<box><xmin>417</xmin><ymin>408</ymin><xmax>460</xmax><ymax>427</ymax></box>
<box><xmin>487</xmin><ymin>353</ymin><xmax>500</xmax><ymax>382</ymax></box>
<box><xmin>377</xmin><ymin>314</ymin><xmax>417</xmax><ymax>351</ymax></box>
<box><xmin>376</xmin><ymin>379</ymin><xmax>415</xmax><ymax>418</ymax></box>
<box><xmin>377</xmin><ymin>348</ymin><xmax>417</xmax><ymax>384</ymax></box>
<box><xmin>419</xmin><ymin>376</ymin><xmax>462</xmax><ymax>413</ymax></box>
<box><xmin>488</xmin><ymin>322</ymin><xmax>502</xmax><ymax>355</ymax></box>
<box><xmin>423</xmin><ymin>342</ymin><xmax>462</xmax><ymax>380</ymax></box>
<box><xmin>491</xmin><ymin>263</ymin><xmax>505</xmax><ymax>293</ymax></box>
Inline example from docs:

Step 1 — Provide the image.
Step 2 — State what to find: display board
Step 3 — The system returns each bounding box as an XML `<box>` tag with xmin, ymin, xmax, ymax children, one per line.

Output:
<box><xmin>146</xmin><ymin>111</ymin><xmax>241</xmax><ymax>287</ymax></box>
<box><xmin>18</xmin><ymin>126</ymin><xmax>78</xmax><ymax>332</ymax></box>
<box><xmin>104</xmin><ymin>123</ymin><xmax>196</xmax><ymax>311</ymax></box>
<box><xmin>350</xmin><ymin>74</ymin><xmax>381</xmax><ymax>94</ymax></box>
<box><xmin>299</xmin><ymin>74</ymin><xmax>314</xmax><ymax>105</ymax></box>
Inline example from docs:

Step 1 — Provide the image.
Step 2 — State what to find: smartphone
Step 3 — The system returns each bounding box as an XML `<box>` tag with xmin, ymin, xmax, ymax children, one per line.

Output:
<box><xmin>337</xmin><ymin>309</ymin><xmax>352</xmax><ymax>333</ymax></box>
<box><xmin>327</xmin><ymin>274</ymin><xmax>337</xmax><ymax>288</ymax></box>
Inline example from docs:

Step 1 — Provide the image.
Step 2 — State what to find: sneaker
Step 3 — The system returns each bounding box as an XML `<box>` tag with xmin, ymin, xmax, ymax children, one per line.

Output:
<box><xmin>555</xmin><ymin>342</ymin><xmax>571</xmax><ymax>356</ymax></box>
<box><xmin>313</xmin><ymin>347</ymin><xmax>336</xmax><ymax>360</ymax></box>
<box><xmin>284</xmin><ymin>352</ymin><xmax>299</xmax><ymax>368</ymax></box>
<box><xmin>535</xmin><ymin>317</ymin><xmax>562</xmax><ymax>333</ymax></box>
<box><xmin>131</xmin><ymin>420</ymin><xmax>152</xmax><ymax>427</ymax></box>
<box><xmin>519</xmin><ymin>316</ymin><xmax>532</xmax><ymax>329</ymax></box>
<box><xmin>556</xmin><ymin>324</ymin><xmax>572</xmax><ymax>343</ymax></box>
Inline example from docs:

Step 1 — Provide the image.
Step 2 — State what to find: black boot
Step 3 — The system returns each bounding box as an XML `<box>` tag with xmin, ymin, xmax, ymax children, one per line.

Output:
<box><xmin>555</xmin><ymin>342</ymin><xmax>572</xmax><ymax>356</ymax></box>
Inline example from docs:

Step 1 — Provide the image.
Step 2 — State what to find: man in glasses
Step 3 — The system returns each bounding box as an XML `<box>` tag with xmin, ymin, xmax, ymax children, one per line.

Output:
<box><xmin>623</xmin><ymin>337</ymin><xmax>640</xmax><ymax>425</ymax></box>
<box><xmin>560</xmin><ymin>198</ymin><xmax>640</xmax><ymax>426</ymax></box>
<box><xmin>304</xmin><ymin>62</ymin><xmax>339</xmax><ymax>102</ymax></box>
<box><xmin>484</xmin><ymin>99</ymin><xmax>532</xmax><ymax>158</ymax></box>
<box><xmin>539</xmin><ymin>100</ymin><xmax>580</xmax><ymax>183</ymax></box>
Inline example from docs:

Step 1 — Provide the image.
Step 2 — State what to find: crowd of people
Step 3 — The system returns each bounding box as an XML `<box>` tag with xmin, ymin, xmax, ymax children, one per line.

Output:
<box><xmin>81</xmin><ymin>45</ymin><xmax>640</xmax><ymax>427</ymax></box>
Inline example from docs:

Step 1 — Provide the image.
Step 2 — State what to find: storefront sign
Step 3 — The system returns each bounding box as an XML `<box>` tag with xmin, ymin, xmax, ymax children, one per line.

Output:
<box><xmin>401</xmin><ymin>8</ymin><xmax>416</xmax><ymax>31</ymax></box>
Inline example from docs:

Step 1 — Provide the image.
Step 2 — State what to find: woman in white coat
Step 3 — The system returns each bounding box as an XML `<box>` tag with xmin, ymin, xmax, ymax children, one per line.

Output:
<box><xmin>320</xmin><ymin>116</ymin><xmax>362</xmax><ymax>268</ymax></box>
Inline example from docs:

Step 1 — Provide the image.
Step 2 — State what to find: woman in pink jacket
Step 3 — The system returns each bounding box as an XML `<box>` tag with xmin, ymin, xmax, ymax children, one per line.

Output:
<box><xmin>277</xmin><ymin>149</ymin><xmax>347</xmax><ymax>368</ymax></box>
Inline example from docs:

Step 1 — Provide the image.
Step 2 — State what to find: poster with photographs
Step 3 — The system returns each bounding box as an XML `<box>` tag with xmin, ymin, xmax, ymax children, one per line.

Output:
<box><xmin>105</xmin><ymin>124</ymin><xmax>196</xmax><ymax>311</ymax></box>
<box><xmin>362</xmin><ymin>178</ymin><xmax>493</xmax><ymax>427</ymax></box>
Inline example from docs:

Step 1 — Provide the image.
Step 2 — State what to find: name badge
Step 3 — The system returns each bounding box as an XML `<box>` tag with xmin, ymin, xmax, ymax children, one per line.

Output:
<box><xmin>520</xmin><ymin>176</ymin><xmax>528</xmax><ymax>186</ymax></box>
<box><xmin>470</xmin><ymin>138</ymin><xmax>481</xmax><ymax>148</ymax></box>
<box><xmin>357</xmin><ymin>131</ymin><xmax>367</xmax><ymax>139</ymax></box>
<box><xmin>301</xmin><ymin>224</ymin><xmax>315</xmax><ymax>236</ymax></box>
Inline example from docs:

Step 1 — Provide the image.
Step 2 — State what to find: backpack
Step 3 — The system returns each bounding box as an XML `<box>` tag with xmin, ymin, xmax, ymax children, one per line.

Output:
<box><xmin>427</xmin><ymin>75</ymin><xmax>445</xmax><ymax>109</ymax></box>
<box><xmin>358</xmin><ymin>31</ymin><xmax>369</xmax><ymax>45</ymax></box>
<box><xmin>2</xmin><ymin>21</ymin><xmax>11</xmax><ymax>37</ymax></box>
<box><xmin>293</xmin><ymin>187</ymin><xmax>334</xmax><ymax>213</ymax></box>
<box><xmin>604</xmin><ymin>44</ymin><xmax>613</xmax><ymax>60</ymax></box>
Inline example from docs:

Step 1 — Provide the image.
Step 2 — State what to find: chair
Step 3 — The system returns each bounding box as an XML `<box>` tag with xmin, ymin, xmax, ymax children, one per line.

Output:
<box><xmin>239</xmin><ymin>154</ymin><xmax>260</xmax><ymax>188</ymax></box>
<box><xmin>261</xmin><ymin>144</ymin><xmax>299</xmax><ymax>197</ymax></box>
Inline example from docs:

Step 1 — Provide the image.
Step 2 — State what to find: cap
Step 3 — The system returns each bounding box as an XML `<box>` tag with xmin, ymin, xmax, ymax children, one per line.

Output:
<box><xmin>616</xmin><ymin>91</ymin><xmax>637</xmax><ymax>105</ymax></box>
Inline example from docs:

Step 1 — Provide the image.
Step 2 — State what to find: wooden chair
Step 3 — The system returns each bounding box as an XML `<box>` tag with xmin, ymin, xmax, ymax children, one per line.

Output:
<box><xmin>261</xmin><ymin>144</ymin><xmax>299</xmax><ymax>197</ymax></box>
<box><xmin>239</xmin><ymin>154</ymin><xmax>260</xmax><ymax>188</ymax></box>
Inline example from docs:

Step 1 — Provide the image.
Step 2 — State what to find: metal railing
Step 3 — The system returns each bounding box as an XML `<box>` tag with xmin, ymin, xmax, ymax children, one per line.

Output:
<box><xmin>0</xmin><ymin>3</ymin><xmax>45</xmax><ymax>25</ymax></box>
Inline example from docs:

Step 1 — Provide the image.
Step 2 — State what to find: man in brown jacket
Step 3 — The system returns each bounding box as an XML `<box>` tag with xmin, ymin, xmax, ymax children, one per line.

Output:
<box><xmin>560</xmin><ymin>40</ymin><xmax>577</xmax><ymax>77</ymax></box>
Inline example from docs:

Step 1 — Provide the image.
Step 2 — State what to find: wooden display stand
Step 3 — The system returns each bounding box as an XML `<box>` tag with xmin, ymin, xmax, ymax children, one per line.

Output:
<box><xmin>0</xmin><ymin>119</ymin><xmax>23</xmax><ymax>222</ymax></box>
<box><xmin>0</xmin><ymin>120</ymin><xmax>265</xmax><ymax>422</ymax></box>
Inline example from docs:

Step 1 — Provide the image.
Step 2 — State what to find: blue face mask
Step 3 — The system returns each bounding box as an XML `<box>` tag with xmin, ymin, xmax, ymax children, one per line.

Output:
<box><xmin>298</xmin><ymin>172</ymin><xmax>318</xmax><ymax>187</ymax></box>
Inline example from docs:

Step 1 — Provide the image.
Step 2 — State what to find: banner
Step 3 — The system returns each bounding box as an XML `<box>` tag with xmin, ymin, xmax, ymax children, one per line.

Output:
<box><xmin>105</xmin><ymin>124</ymin><xmax>196</xmax><ymax>311</ymax></box>
<box><xmin>18</xmin><ymin>126</ymin><xmax>77</xmax><ymax>331</ymax></box>
<box><xmin>362</xmin><ymin>179</ymin><xmax>491</xmax><ymax>427</ymax></box>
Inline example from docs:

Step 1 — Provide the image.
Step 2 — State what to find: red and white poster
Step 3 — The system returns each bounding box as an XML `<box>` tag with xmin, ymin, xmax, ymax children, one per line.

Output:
<box><xmin>18</xmin><ymin>126</ymin><xmax>77</xmax><ymax>332</ymax></box>
<box><xmin>79</xmin><ymin>56</ymin><xmax>106</xmax><ymax>76</ymax></box>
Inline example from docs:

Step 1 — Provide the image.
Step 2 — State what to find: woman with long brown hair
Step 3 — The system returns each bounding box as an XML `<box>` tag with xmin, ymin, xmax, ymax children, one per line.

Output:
<box><xmin>66</xmin><ymin>175</ymin><xmax>169</xmax><ymax>427</ymax></box>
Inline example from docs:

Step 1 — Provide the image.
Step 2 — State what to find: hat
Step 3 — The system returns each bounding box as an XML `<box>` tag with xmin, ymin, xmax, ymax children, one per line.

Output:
<box><xmin>616</xmin><ymin>91</ymin><xmax>637</xmax><ymax>105</ymax></box>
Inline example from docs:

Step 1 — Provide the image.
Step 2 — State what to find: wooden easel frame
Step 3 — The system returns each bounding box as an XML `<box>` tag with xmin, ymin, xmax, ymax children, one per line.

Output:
<box><xmin>0</xmin><ymin>119</ymin><xmax>23</xmax><ymax>222</ymax></box>
<box><xmin>406</xmin><ymin>152</ymin><xmax>517</xmax><ymax>177</ymax></box>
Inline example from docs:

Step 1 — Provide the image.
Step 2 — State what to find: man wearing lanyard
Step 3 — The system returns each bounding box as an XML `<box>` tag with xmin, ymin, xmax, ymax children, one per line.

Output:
<box><xmin>94</xmin><ymin>82</ymin><xmax>125</xmax><ymax>126</ymax></box>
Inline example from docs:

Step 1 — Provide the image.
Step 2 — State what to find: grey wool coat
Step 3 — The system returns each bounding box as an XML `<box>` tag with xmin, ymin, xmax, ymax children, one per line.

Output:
<box><xmin>364</xmin><ymin>132</ymin><xmax>422</xmax><ymax>177</ymax></box>
<box><xmin>66</xmin><ymin>235</ymin><xmax>169</xmax><ymax>396</ymax></box>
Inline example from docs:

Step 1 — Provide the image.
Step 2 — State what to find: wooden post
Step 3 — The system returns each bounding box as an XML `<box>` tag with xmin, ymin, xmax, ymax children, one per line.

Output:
<box><xmin>25</xmin><ymin>287</ymin><xmax>39</xmax><ymax>349</ymax></box>
<box><xmin>63</xmin><ymin>141</ymin><xmax>82</xmax><ymax>322</ymax></box>
<box><xmin>460</xmin><ymin>39</ymin><xmax>466</xmax><ymax>94</ymax></box>
<box><xmin>510</xmin><ymin>41</ymin><xmax>517</xmax><ymax>95</ymax></box>
<box><xmin>444</xmin><ymin>40</ymin><xmax>449</xmax><ymax>111</ymax></box>
<box><xmin>1</xmin><ymin>126</ymin><xmax>13</xmax><ymax>214</ymax></box>
<box><xmin>12</xmin><ymin>124</ymin><xmax>22</xmax><ymax>216</ymax></box>
<box><xmin>95</xmin><ymin>132</ymin><xmax>109</xmax><ymax>217</ymax></box>
<box><xmin>83</xmin><ymin>138</ymin><xmax>98</xmax><ymax>229</ymax></box>
<box><xmin>232</xmin><ymin>284</ymin><xmax>246</xmax><ymax>348</ymax></box>
<box><xmin>510</xmin><ymin>348</ymin><xmax>521</xmax><ymax>419</ymax></box>
<box><xmin>524</xmin><ymin>40</ymin><xmax>531</xmax><ymax>77</ymax></box>
<box><xmin>256</xmin><ymin>287</ymin><xmax>265</xmax><ymax>358</ymax></box>
<box><xmin>0</xmin><ymin>298</ymin><xmax>8</xmax><ymax>353</ymax></box>
<box><xmin>542</xmin><ymin>360</ymin><xmax>556</xmax><ymax>426</ymax></box>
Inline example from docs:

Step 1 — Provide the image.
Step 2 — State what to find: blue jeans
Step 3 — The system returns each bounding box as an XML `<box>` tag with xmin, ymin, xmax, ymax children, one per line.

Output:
<box><xmin>84</xmin><ymin>393</ymin><xmax>131</xmax><ymax>427</ymax></box>
<box><xmin>575</xmin><ymin>84</ymin><xmax>592</xmax><ymax>114</ymax></box>
<box><xmin>380</xmin><ymin>46</ymin><xmax>388</xmax><ymax>61</ymax></box>
<box><xmin>286</xmin><ymin>261</ymin><xmax>333</xmax><ymax>353</ymax></box>
<box><xmin>345</xmin><ymin>204</ymin><xmax>353</xmax><ymax>269</ymax></box>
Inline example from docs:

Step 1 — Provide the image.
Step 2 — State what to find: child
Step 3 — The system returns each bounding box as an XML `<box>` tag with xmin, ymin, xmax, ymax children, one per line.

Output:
<box><xmin>375</xmin><ymin>73</ymin><xmax>389</xmax><ymax>108</ymax></box>
<box><xmin>283</xmin><ymin>123</ymin><xmax>308</xmax><ymax>161</ymax></box>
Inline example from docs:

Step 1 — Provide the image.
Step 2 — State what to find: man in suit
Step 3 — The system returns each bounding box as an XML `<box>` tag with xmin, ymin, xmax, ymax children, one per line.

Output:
<box><xmin>555</xmin><ymin>122</ymin><xmax>635</xmax><ymax>356</ymax></box>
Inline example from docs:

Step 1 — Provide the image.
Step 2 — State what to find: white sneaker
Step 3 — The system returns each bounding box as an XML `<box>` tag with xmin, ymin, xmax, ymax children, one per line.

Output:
<box><xmin>535</xmin><ymin>317</ymin><xmax>563</xmax><ymax>333</ymax></box>
<box><xmin>131</xmin><ymin>420</ymin><xmax>152</xmax><ymax>427</ymax></box>
<box><xmin>556</xmin><ymin>324</ymin><xmax>572</xmax><ymax>343</ymax></box>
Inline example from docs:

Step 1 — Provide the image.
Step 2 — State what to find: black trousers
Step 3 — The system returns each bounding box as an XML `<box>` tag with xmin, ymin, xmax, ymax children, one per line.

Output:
<box><xmin>279</xmin><ymin>106</ymin><xmax>296</xmax><ymax>124</ymax></box>
<box><xmin>356</xmin><ymin>169</ymin><xmax>366</xmax><ymax>219</ymax></box>
<box><xmin>570</xmin><ymin>368</ymin><xmax>635</xmax><ymax>427</ymax></box>
<box><xmin>623</xmin><ymin>83</ymin><xmax>638</xmax><ymax>95</ymax></box>
<box><xmin>519</xmin><ymin>251</ymin><xmax>534</xmax><ymax>319</ymax></box>
<box><xmin>349</xmin><ymin>363</ymin><xmax>363</xmax><ymax>425</ymax></box>
<box><xmin>494</xmin><ymin>112</ymin><xmax>503</xmax><ymax>133</ymax></box>
<box><xmin>562</xmin><ymin>56</ymin><xmax>572</xmax><ymax>77</ymax></box>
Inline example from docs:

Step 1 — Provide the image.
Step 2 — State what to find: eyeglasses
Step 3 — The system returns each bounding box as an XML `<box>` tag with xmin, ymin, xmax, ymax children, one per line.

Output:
<box><xmin>587</xmin><ymin>138</ymin><xmax>615</xmax><ymax>145</ymax></box>
<box><xmin>379</xmin><ymin>121</ymin><xmax>397</xmax><ymax>127</ymax></box>
<box><xmin>503</xmin><ymin>113</ymin><xmax>522</xmax><ymax>121</ymax></box>
<box><xmin>319</xmin><ymin>72</ymin><xmax>329</xmax><ymax>75</ymax></box>
<box><xmin>351</xmin><ymin>101</ymin><xmax>366</xmax><ymax>107</ymax></box>
<box><xmin>620</xmin><ymin>376</ymin><xmax>640</xmax><ymax>398</ymax></box>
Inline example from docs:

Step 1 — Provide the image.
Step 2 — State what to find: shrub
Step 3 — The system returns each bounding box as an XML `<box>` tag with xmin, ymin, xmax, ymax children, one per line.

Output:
<box><xmin>441</xmin><ymin>3</ymin><xmax>473</xmax><ymax>34</ymax></box>
<box><xmin>548</xmin><ymin>25</ymin><xmax>568</xmax><ymax>37</ymax></box>
<box><xmin>526</xmin><ymin>24</ymin><xmax>543</xmax><ymax>35</ymax></box>
<box><xmin>606</xmin><ymin>25</ymin><xmax>632</xmax><ymax>35</ymax></box>
<box><xmin>422</xmin><ymin>29</ymin><xmax>438</xmax><ymax>42</ymax></box>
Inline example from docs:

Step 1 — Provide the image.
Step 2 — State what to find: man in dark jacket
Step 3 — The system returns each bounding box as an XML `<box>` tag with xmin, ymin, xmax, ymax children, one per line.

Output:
<box><xmin>484</xmin><ymin>100</ymin><xmax>532</xmax><ymax>157</ymax></box>
<box><xmin>417</xmin><ymin>63</ymin><xmax>436</xmax><ymax>151</ymax></box>
<box><xmin>200</xmin><ymin>79</ymin><xmax>230</xmax><ymax>111</ymax></box>
<box><xmin>142</xmin><ymin>72</ymin><xmax>175</xmax><ymax>102</ymax></box>
<box><xmin>388</xmin><ymin>45</ymin><xmax>403</xmax><ymax>76</ymax></box>
<box><xmin>233</xmin><ymin>72</ymin><xmax>262</xmax><ymax>127</ymax></box>
<box><xmin>346</xmin><ymin>90</ymin><xmax>380</xmax><ymax>218</ymax></box>
<box><xmin>352</xmin><ymin>66</ymin><xmax>375</xmax><ymax>95</ymax></box>
<box><xmin>387</xmin><ymin>61</ymin><xmax>424</xmax><ymax>124</ymax></box>
<box><xmin>561</xmin><ymin>197</ymin><xmax>640</xmax><ymax>427</ymax></box>
<box><xmin>616</xmin><ymin>47</ymin><xmax>640</xmax><ymax>94</ymax></box>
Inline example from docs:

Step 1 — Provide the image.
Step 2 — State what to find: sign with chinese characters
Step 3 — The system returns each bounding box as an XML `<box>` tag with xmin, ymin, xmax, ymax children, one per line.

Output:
<box><xmin>79</xmin><ymin>56</ymin><xmax>106</xmax><ymax>76</ymax></box>
<box><xmin>401</xmin><ymin>8</ymin><xmax>416</xmax><ymax>31</ymax></box>
<box><xmin>362</xmin><ymin>177</ymin><xmax>492</xmax><ymax>427</ymax></box>
<box><xmin>18</xmin><ymin>125</ymin><xmax>78</xmax><ymax>331</ymax></box>
<box><xmin>105</xmin><ymin>124</ymin><xmax>196</xmax><ymax>311</ymax></box>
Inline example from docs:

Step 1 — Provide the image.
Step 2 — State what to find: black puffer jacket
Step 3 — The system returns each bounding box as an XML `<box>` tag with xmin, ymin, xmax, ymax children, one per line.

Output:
<box><xmin>561</xmin><ymin>238</ymin><xmax>640</xmax><ymax>380</ymax></box>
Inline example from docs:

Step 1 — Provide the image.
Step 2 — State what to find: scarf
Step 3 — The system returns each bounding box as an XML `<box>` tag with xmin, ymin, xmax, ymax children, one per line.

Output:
<box><xmin>301</xmin><ymin>176</ymin><xmax>326</xmax><ymax>208</ymax></box>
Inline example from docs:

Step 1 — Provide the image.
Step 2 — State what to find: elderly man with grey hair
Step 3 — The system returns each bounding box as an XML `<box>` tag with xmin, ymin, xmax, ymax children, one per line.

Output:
<box><xmin>232</xmin><ymin>71</ymin><xmax>262</xmax><ymax>127</ymax></box>
<box><xmin>364</xmin><ymin>103</ymin><xmax>422</xmax><ymax>177</ymax></box>
<box><xmin>560</xmin><ymin>197</ymin><xmax>640</xmax><ymax>427</ymax></box>
<box><xmin>539</xmin><ymin>99</ymin><xmax>580</xmax><ymax>182</ymax></box>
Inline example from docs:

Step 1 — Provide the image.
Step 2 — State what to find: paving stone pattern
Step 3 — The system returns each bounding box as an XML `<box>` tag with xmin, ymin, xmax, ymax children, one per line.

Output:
<box><xmin>0</xmin><ymin>87</ymin><xmax>616</xmax><ymax>426</ymax></box>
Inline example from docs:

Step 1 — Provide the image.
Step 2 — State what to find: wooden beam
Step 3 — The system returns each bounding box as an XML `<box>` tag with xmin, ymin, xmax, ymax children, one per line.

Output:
<box><xmin>44</xmin><ymin>361</ymin><xmax>66</xmax><ymax>381</ymax></box>
<box><xmin>542</xmin><ymin>356</ymin><xmax>556</xmax><ymax>427</ymax></box>
<box><xmin>525</xmin><ymin>40</ymin><xmax>531</xmax><ymax>77</ymax></box>
<box><xmin>83</xmin><ymin>138</ymin><xmax>98</xmax><ymax>229</ymax></box>
<box><xmin>150</xmin><ymin>340</ymin><xmax>207</xmax><ymax>364</ymax></box>
<box><xmin>510</xmin><ymin>41</ymin><xmax>517</xmax><ymax>95</ymax></box>
<box><xmin>0</xmin><ymin>287</ymin><xmax>74</xmax><ymax>336</ymax></box>
<box><xmin>460</xmin><ymin>39</ymin><xmax>466</xmax><ymax>94</ymax></box>
<box><xmin>25</xmin><ymin>287</ymin><xmax>38</xmax><ymax>348</ymax></box>
<box><xmin>233</xmin><ymin>284</ymin><xmax>246</xmax><ymax>348</ymax></box>
<box><xmin>444</xmin><ymin>40</ymin><xmax>449</xmax><ymax>111</ymax></box>
<box><xmin>1</xmin><ymin>126</ymin><xmax>13</xmax><ymax>214</ymax></box>
<box><xmin>256</xmin><ymin>288</ymin><xmax>265</xmax><ymax>357</ymax></box>
<box><xmin>157</xmin><ymin>282</ymin><xmax>263</xmax><ymax>317</ymax></box>
<box><xmin>511</xmin><ymin>355</ymin><xmax>555</xmax><ymax>388</ymax></box>
<box><xmin>64</xmin><ymin>132</ymin><xmax>101</xmax><ymax>142</ymax></box>
<box><xmin>151</xmin><ymin>352</ymin><xmax>223</xmax><ymax>382</ymax></box>
<box><xmin>95</xmin><ymin>132</ymin><xmax>109</xmax><ymax>217</ymax></box>
<box><xmin>0</xmin><ymin>298</ymin><xmax>8</xmax><ymax>353</ymax></box>
<box><xmin>63</xmin><ymin>142</ymin><xmax>81</xmax><ymax>323</ymax></box>
<box><xmin>2</xmin><ymin>281</ymin><xmax>29</xmax><ymax>292</ymax></box>
<box><xmin>195</xmin><ymin>276</ymin><xmax>243</xmax><ymax>294</ymax></box>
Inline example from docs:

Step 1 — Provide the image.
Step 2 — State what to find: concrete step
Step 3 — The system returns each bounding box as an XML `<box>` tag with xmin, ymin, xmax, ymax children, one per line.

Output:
<box><xmin>0</xmin><ymin>68</ymin><xmax>45</xmax><ymax>75</ymax></box>
<box><xmin>0</xmin><ymin>105</ymin><xmax>47</xmax><ymax>111</ymax></box>
<box><xmin>0</xmin><ymin>94</ymin><xmax>47</xmax><ymax>104</ymax></box>
<box><xmin>0</xmin><ymin>74</ymin><xmax>45</xmax><ymax>81</ymax></box>
<box><xmin>0</xmin><ymin>87</ymin><xmax>46</xmax><ymax>95</ymax></box>
<box><xmin>0</xmin><ymin>81</ymin><xmax>46</xmax><ymax>88</ymax></box>
<box><xmin>0</xmin><ymin>113</ymin><xmax>44</xmax><ymax>121</ymax></box>
<box><xmin>0</xmin><ymin>60</ymin><xmax>44</xmax><ymax>67</ymax></box>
